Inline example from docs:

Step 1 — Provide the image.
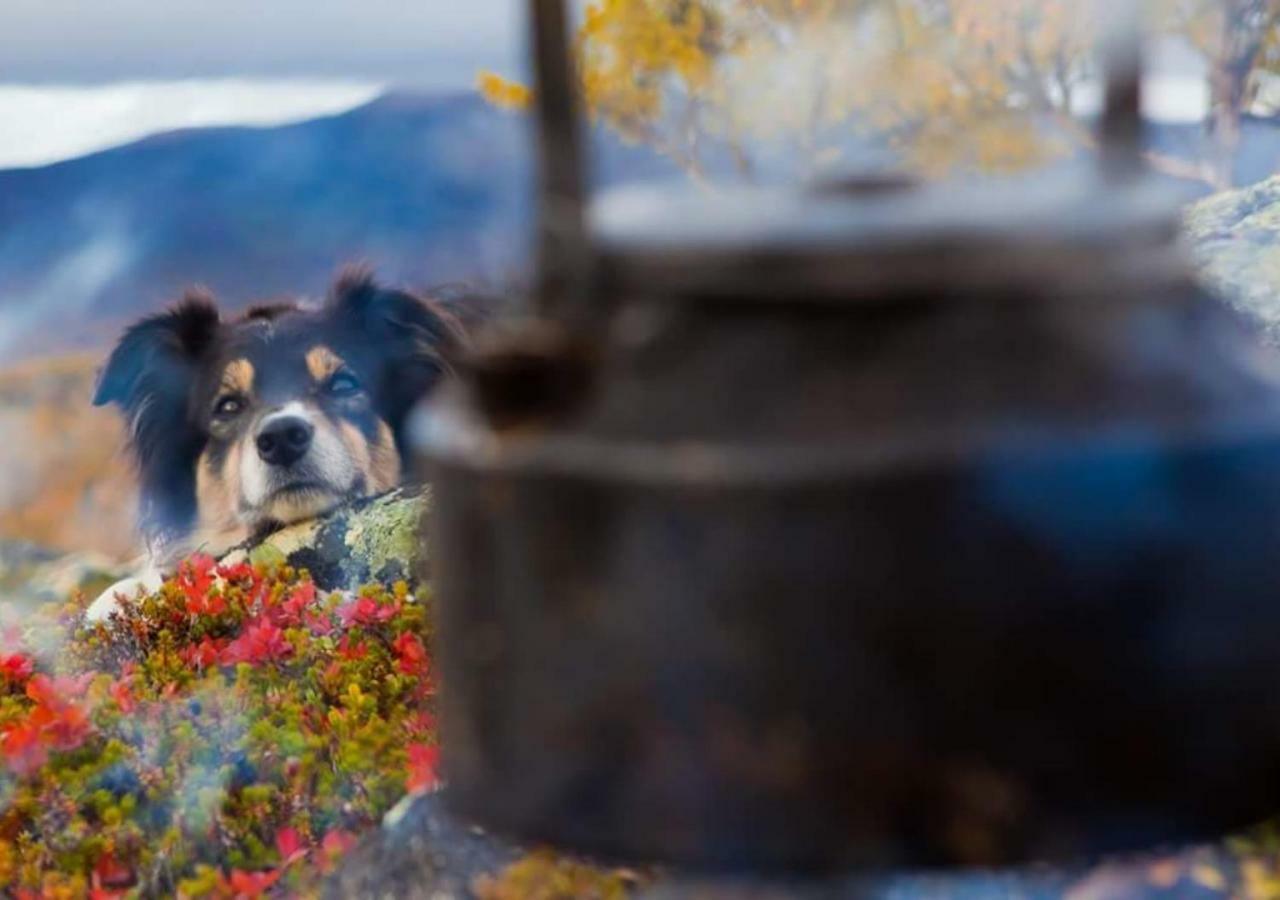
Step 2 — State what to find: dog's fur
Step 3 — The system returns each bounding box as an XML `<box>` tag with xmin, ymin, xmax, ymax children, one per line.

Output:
<box><xmin>86</xmin><ymin>268</ymin><xmax>463</xmax><ymax>618</ymax></box>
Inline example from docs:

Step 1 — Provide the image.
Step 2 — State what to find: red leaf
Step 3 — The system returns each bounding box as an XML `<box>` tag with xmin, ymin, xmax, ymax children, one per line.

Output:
<box><xmin>406</xmin><ymin>742</ymin><xmax>441</xmax><ymax>793</ymax></box>
<box><xmin>275</xmin><ymin>580</ymin><xmax>316</xmax><ymax>627</ymax></box>
<box><xmin>392</xmin><ymin>632</ymin><xmax>428</xmax><ymax>677</ymax></box>
<box><xmin>109</xmin><ymin>678</ymin><xmax>135</xmax><ymax>714</ymax></box>
<box><xmin>336</xmin><ymin>595</ymin><xmax>400</xmax><ymax>629</ymax></box>
<box><xmin>0</xmin><ymin>652</ymin><xmax>34</xmax><ymax>684</ymax></box>
<box><xmin>318</xmin><ymin>828</ymin><xmax>358</xmax><ymax>874</ymax></box>
<box><xmin>336</xmin><ymin>636</ymin><xmax>368</xmax><ymax>661</ymax></box>
<box><xmin>177</xmin><ymin>554</ymin><xmax>219</xmax><ymax>613</ymax></box>
<box><xmin>32</xmin><ymin>701</ymin><xmax>92</xmax><ymax>752</ymax></box>
<box><xmin>1</xmin><ymin>720</ymin><xmax>48</xmax><ymax>776</ymax></box>
<box><xmin>93</xmin><ymin>852</ymin><xmax>135</xmax><ymax>889</ymax></box>
<box><xmin>274</xmin><ymin>826</ymin><xmax>307</xmax><ymax>866</ymax></box>
<box><xmin>215</xmin><ymin>561</ymin><xmax>255</xmax><ymax>583</ymax></box>
<box><xmin>221</xmin><ymin>618</ymin><xmax>293</xmax><ymax>665</ymax></box>
<box><xmin>25</xmin><ymin>672</ymin><xmax>93</xmax><ymax>707</ymax></box>
<box><xmin>181</xmin><ymin>637</ymin><xmax>226</xmax><ymax>669</ymax></box>
<box><xmin>223</xmin><ymin>868</ymin><xmax>280</xmax><ymax>898</ymax></box>
<box><xmin>305</xmin><ymin>610</ymin><xmax>335</xmax><ymax>636</ymax></box>
<box><xmin>185</xmin><ymin>590</ymin><xmax>226</xmax><ymax>618</ymax></box>
<box><xmin>23</xmin><ymin>674</ymin><xmax>94</xmax><ymax>751</ymax></box>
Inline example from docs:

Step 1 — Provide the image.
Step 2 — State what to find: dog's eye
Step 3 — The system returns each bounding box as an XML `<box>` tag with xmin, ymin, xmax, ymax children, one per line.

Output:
<box><xmin>327</xmin><ymin>372</ymin><xmax>361</xmax><ymax>397</ymax></box>
<box><xmin>213</xmin><ymin>395</ymin><xmax>244</xmax><ymax>419</ymax></box>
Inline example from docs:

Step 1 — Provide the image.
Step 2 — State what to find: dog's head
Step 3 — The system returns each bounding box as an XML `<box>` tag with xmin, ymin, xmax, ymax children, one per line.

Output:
<box><xmin>94</xmin><ymin>268</ymin><xmax>464</xmax><ymax>556</ymax></box>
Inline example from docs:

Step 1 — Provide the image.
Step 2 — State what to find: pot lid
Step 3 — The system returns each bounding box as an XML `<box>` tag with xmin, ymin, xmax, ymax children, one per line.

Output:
<box><xmin>589</xmin><ymin>166</ymin><xmax>1191</xmax><ymax>302</ymax></box>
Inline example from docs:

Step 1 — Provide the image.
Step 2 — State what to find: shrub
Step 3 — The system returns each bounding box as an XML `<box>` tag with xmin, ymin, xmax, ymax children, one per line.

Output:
<box><xmin>0</xmin><ymin>555</ymin><xmax>438</xmax><ymax>898</ymax></box>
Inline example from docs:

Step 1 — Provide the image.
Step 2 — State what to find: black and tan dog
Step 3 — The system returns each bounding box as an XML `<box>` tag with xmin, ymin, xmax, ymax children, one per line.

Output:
<box><xmin>85</xmin><ymin>267</ymin><xmax>464</xmax><ymax>620</ymax></box>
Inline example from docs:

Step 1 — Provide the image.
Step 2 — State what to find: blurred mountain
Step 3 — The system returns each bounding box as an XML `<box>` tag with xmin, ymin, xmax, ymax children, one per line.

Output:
<box><xmin>0</xmin><ymin>91</ymin><xmax>679</xmax><ymax>359</ymax></box>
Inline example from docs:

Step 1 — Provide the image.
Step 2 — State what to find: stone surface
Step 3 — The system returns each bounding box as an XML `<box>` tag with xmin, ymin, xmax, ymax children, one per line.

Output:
<box><xmin>219</xmin><ymin>485</ymin><xmax>430</xmax><ymax>591</ymax></box>
<box><xmin>326</xmin><ymin>791</ymin><xmax>521</xmax><ymax>899</ymax></box>
<box><xmin>1185</xmin><ymin>176</ymin><xmax>1280</xmax><ymax>342</ymax></box>
<box><xmin>0</xmin><ymin>538</ymin><xmax>130</xmax><ymax>608</ymax></box>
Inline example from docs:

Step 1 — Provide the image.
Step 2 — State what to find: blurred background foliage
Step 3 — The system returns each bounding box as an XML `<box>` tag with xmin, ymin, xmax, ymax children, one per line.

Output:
<box><xmin>482</xmin><ymin>0</ymin><xmax>1280</xmax><ymax>187</ymax></box>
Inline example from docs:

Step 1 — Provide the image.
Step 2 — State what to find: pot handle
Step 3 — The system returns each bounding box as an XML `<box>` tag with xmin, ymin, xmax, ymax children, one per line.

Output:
<box><xmin>529</xmin><ymin>0</ymin><xmax>593</xmax><ymax>325</ymax></box>
<box><xmin>1098</xmin><ymin>0</ymin><xmax>1146</xmax><ymax>182</ymax></box>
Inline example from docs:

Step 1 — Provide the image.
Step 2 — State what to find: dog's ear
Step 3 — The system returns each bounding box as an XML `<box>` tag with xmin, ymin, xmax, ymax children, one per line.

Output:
<box><xmin>94</xmin><ymin>291</ymin><xmax>221</xmax><ymax>410</ymax></box>
<box><xmin>94</xmin><ymin>292</ymin><xmax>221</xmax><ymax>548</ymax></box>
<box><xmin>327</xmin><ymin>266</ymin><xmax>464</xmax><ymax>423</ymax></box>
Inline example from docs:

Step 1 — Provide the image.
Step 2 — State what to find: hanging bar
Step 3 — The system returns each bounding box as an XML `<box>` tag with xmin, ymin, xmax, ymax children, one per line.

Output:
<box><xmin>529</xmin><ymin>0</ymin><xmax>591</xmax><ymax>320</ymax></box>
<box><xmin>1098</xmin><ymin>0</ymin><xmax>1145</xmax><ymax>180</ymax></box>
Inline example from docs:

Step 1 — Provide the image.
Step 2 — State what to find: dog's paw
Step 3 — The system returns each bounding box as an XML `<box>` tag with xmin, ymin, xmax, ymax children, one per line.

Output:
<box><xmin>84</xmin><ymin>568</ymin><xmax>166</xmax><ymax>623</ymax></box>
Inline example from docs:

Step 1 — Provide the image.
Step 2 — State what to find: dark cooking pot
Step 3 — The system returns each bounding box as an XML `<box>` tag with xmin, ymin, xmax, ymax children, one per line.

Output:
<box><xmin>416</xmin><ymin>0</ymin><xmax>1280</xmax><ymax>871</ymax></box>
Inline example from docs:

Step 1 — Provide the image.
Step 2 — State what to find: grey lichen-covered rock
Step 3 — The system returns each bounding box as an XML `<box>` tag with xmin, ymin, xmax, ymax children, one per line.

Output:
<box><xmin>1185</xmin><ymin>176</ymin><xmax>1280</xmax><ymax>342</ymax></box>
<box><xmin>219</xmin><ymin>485</ymin><xmax>430</xmax><ymax>591</ymax></box>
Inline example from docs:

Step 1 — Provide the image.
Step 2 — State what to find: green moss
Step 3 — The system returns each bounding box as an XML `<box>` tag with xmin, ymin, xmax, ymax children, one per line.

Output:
<box><xmin>246</xmin><ymin>543</ymin><xmax>287</xmax><ymax>571</ymax></box>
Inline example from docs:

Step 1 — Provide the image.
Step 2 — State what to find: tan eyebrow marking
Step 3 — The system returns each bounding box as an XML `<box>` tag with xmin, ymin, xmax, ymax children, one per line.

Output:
<box><xmin>220</xmin><ymin>359</ymin><xmax>255</xmax><ymax>395</ymax></box>
<box><xmin>306</xmin><ymin>345</ymin><xmax>345</xmax><ymax>382</ymax></box>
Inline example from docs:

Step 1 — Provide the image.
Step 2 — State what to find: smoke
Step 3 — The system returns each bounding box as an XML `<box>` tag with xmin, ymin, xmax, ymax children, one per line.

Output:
<box><xmin>0</xmin><ymin>220</ymin><xmax>137</xmax><ymax>357</ymax></box>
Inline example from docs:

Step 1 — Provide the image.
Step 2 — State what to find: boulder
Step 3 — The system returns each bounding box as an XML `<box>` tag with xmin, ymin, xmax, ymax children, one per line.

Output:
<box><xmin>325</xmin><ymin>792</ymin><xmax>520</xmax><ymax>899</ymax></box>
<box><xmin>219</xmin><ymin>484</ymin><xmax>430</xmax><ymax>591</ymax></box>
<box><xmin>0</xmin><ymin>538</ymin><xmax>130</xmax><ymax>618</ymax></box>
<box><xmin>1184</xmin><ymin>176</ymin><xmax>1280</xmax><ymax>342</ymax></box>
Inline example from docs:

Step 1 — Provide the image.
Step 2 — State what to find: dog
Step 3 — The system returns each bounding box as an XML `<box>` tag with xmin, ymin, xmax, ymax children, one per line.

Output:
<box><xmin>84</xmin><ymin>267</ymin><xmax>465</xmax><ymax>621</ymax></box>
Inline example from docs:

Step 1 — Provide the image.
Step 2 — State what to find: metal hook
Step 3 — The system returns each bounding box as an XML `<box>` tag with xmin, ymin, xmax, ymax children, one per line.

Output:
<box><xmin>529</xmin><ymin>0</ymin><xmax>592</xmax><ymax>321</ymax></box>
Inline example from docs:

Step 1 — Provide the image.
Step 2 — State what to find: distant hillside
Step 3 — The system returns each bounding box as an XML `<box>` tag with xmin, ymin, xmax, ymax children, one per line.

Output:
<box><xmin>0</xmin><ymin>354</ymin><xmax>135</xmax><ymax>559</ymax></box>
<box><xmin>0</xmin><ymin>91</ymin><xmax>678</xmax><ymax>360</ymax></box>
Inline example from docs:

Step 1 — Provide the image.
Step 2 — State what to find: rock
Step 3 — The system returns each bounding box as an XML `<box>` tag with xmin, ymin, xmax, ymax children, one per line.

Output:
<box><xmin>30</xmin><ymin>552</ymin><xmax>134</xmax><ymax>604</ymax></box>
<box><xmin>326</xmin><ymin>791</ymin><xmax>521</xmax><ymax>899</ymax></box>
<box><xmin>1184</xmin><ymin>176</ymin><xmax>1280</xmax><ymax>342</ymax></box>
<box><xmin>0</xmin><ymin>537</ymin><xmax>131</xmax><ymax>608</ymax></box>
<box><xmin>0</xmin><ymin>539</ymin><xmax>62</xmax><ymax>576</ymax></box>
<box><xmin>220</xmin><ymin>484</ymin><xmax>430</xmax><ymax>592</ymax></box>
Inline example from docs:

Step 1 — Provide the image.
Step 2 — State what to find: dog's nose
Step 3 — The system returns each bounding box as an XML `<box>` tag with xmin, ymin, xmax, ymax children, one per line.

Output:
<box><xmin>256</xmin><ymin>416</ymin><xmax>314</xmax><ymax>467</ymax></box>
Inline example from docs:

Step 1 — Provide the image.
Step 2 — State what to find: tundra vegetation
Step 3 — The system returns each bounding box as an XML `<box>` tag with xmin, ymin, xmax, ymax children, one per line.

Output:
<box><xmin>0</xmin><ymin>557</ymin><xmax>438</xmax><ymax>897</ymax></box>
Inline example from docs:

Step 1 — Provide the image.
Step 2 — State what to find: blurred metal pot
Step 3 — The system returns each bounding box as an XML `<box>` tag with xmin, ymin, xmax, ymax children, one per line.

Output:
<box><xmin>417</xmin><ymin>0</ymin><xmax>1280</xmax><ymax>871</ymax></box>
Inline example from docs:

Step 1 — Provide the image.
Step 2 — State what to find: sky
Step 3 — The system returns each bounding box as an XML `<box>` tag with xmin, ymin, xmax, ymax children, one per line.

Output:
<box><xmin>0</xmin><ymin>1</ymin><xmax>526</xmax><ymax>169</ymax></box>
<box><xmin>0</xmin><ymin>2</ymin><xmax>1217</xmax><ymax>171</ymax></box>
<box><xmin>0</xmin><ymin>1</ymin><xmax>523</xmax><ymax>85</ymax></box>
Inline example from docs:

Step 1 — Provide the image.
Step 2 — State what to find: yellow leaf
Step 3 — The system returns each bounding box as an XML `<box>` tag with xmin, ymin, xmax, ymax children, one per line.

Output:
<box><xmin>476</xmin><ymin>71</ymin><xmax>533</xmax><ymax>110</ymax></box>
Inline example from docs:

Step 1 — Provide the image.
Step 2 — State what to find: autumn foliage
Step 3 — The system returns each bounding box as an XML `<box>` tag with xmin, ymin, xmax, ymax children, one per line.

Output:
<box><xmin>0</xmin><ymin>557</ymin><xmax>439</xmax><ymax>898</ymax></box>
<box><xmin>481</xmin><ymin>0</ymin><xmax>1097</xmax><ymax>179</ymax></box>
<box><xmin>481</xmin><ymin>0</ymin><xmax>1280</xmax><ymax>187</ymax></box>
